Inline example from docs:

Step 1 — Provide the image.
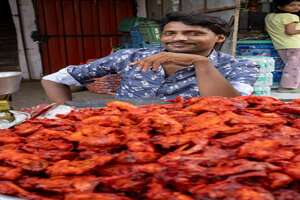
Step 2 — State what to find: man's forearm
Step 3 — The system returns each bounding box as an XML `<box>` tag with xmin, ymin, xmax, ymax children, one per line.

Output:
<box><xmin>194</xmin><ymin>61</ymin><xmax>241</xmax><ymax>97</ymax></box>
<box><xmin>41</xmin><ymin>79</ymin><xmax>72</xmax><ymax>104</ymax></box>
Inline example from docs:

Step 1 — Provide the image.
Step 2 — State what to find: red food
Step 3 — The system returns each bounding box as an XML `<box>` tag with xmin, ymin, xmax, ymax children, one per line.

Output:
<box><xmin>0</xmin><ymin>95</ymin><xmax>300</xmax><ymax>199</ymax></box>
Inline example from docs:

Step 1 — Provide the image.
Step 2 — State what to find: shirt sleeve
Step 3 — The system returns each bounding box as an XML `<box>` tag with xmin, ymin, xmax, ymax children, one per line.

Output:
<box><xmin>42</xmin><ymin>68</ymin><xmax>83</xmax><ymax>86</ymax></box>
<box><xmin>282</xmin><ymin>13</ymin><xmax>299</xmax><ymax>25</ymax></box>
<box><xmin>66</xmin><ymin>49</ymin><xmax>135</xmax><ymax>86</ymax></box>
<box><xmin>227</xmin><ymin>59</ymin><xmax>260</xmax><ymax>96</ymax></box>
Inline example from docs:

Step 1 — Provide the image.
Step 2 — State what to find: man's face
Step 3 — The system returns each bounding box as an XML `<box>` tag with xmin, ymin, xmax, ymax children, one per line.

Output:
<box><xmin>161</xmin><ymin>21</ymin><xmax>226</xmax><ymax>56</ymax></box>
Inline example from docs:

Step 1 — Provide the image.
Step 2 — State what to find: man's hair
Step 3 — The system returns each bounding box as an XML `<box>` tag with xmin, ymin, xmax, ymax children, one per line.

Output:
<box><xmin>159</xmin><ymin>11</ymin><xmax>230</xmax><ymax>37</ymax></box>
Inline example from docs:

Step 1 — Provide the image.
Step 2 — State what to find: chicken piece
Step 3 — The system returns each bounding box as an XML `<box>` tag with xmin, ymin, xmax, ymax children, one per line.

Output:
<box><xmin>67</xmin><ymin>125</ymin><xmax>116</xmax><ymax>141</ymax></box>
<box><xmin>150</xmin><ymin>131</ymin><xmax>203</xmax><ymax>149</ymax></box>
<box><xmin>132</xmin><ymin>163</ymin><xmax>165</xmax><ymax>174</ymax></box>
<box><xmin>0</xmin><ymin>129</ymin><xmax>26</xmax><ymax>145</ymax></box>
<box><xmin>279</xmin><ymin>101</ymin><xmax>300</xmax><ymax>115</ymax></box>
<box><xmin>184</xmin><ymin>112</ymin><xmax>246</xmax><ymax>134</ymax></box>
<box><xmin>118</xmin><ymin>126</ymin><xmax>151</xmax><ymax>140</ymax></box>
<box><xmin>146</xmin><ymin>178</ymin><xmax>174</xmax><ymax>200</ymax></box>
<box><xmin>0</xmin><ymin>128</ymin><xmax>13</xmax><ymax>135</ymax></box>
<box><xmin>29</xmin><ymin>149</ymin><xmax>76</xmax><ymax>162</ymax></box>
<box><xmin>98</xmin><ymin>173</ymin><xmax>150</xmax><ymax>192</ymax></box>
<box><xmin>230</xmin><ymin>186</ymin><xmax>275</xmax><ymax>200</ymax></box>
<box><xmin>18</xmin><ymin>175</ymin><xmax>99</xmax><ymax>194</ymax></box>
<box><xmin>76</xmin><ymin>144</ymin><xmax>122</xmax><ymax>153</ymax></box>
<box><xmin>183</xmin><ymin>112</ymin><xmax>220</xmax><ymax>132</ymax></box>
<box><xmin>212</xmin><ymin>127</ymin><xmax>267</xmax><ymax>148</ymax></box>
<box><xmin>0</xmin><ymin>143</ymin><xmax>22</xmax><ymax>151</ymax></box>
<box><xmin>0</xmin><ymin>132</ymin><xmax>26</xmax><ymax>144</ymax></box>
<box><xmin>229</xmin><ymin>110</ymin><xmax>287</xmax><ymax>126</ymax></box>
<box><xmin>158</xmin><ymin>146</ymin><xmax>230</xmax><ymax>168</ymax></box>
<box><xmin>166</xmin><ymin>110</ymin><xmax>196</xmax><ymax>124</ymax></box>
<box><xmin>106</xmin><ymin>101</ymin><xmax>138</xmax><ymax>111</ymax></box>
<box><xmin>0</xmin><ymin>180</ymin><xmax>54</xmax><ymax>200</ymax></box>
<box><xmin>183</xmin><ymin>96</ymin><xmax>248</xmax><ymax>113</ymax></box>
<box><xmin>138</xmin><ymin>114</ymin><xmax>183</xmax><ymax>136</ymax></box>
<box><xmin>272</xmin><ymin>189</ymin><xmax>300</xmax><ymax>200</ymax></box>
<box><xmin>79</xmin><ymin>115</ymin><xmax>122</xmax><ymax>127</ymax></box>
<box><xmin>14</xmin><ymin>122</ymin><xmax>43</xmax><ymax>136</ymax></box>
<box><xmin>28</xmin><ymin>118</ymin><xmax>75</xmax><ymax>128</ymax></box>
<box><xmin>268</xmin><ymin>125</ymin><xmax>300</xmax><ymax>139</ymax></box>
<box><xmin>155</xmin><ymin>168</ymin><xmax>208</xmax><ymax>191</ymax></box>
<box><xmin>65</xmin><ymin>192</ymin><xmax>132</xmax><ymax>200</ymax></box>
<box><xmin>208</xmin><ymin>159</ymin><xmax>281</xmax><ymax>176</ymax></box>
<box><xmin>28</xmin><ymin>128</ymin><xmax>72</xmax><ymax>140</ymax></box>
<box><xmin>279</xmin><ymin>161</ymin><xmax>300</xmax><ymax>180</ymax></box>
<box><xmin>146</xmin><ymin>178</ymin><xmax>194</xmax><ymax>200</ymax></box>
<box><xmin>189</xmin><ymin>180</ymin><xmax>275</xmax><ymax>200</ymax></box>
<box><xmin>0</xmin><ymin>149</ymin><xmax>48</xmax><ymax>172</ymax></box>
<box><xmin>226</xmin><ymin>170</ymin><xmax>268</xmax><ymax>182</ymax></box>
<box><xmin>24</xmin><ymin>139</ymin><xmax>74</xmax><ymax>151</ymax></box>
<box><xmin>173</xmin><ymin>139</ymin><xmax>209</xmax><ymax>155</ymax></box>
<box><xmin>291</xmin><ymin>118</ymin><xmax>300</xmax><ymax>130</ymax></box>
<box><xmin>259</xmin><ymin>172</ymin><xmax>294</xmax><ymax>189</ymax></box>
<box><xmin>0</xmin><ymin>166</ymin><xmax>22</xmax><ymax>180</ymax></box>
<box><xmin>238</xmin><ymin>139</ymin><xmax>296</xmax><ymax>161</ymax></box>
<box><xmin>126</xmin><ymin>140</ymin><xmax>156</xmax><ymax>152</ymax></box>
<box><xmin>57</xmin><ymin>107</ymin><xmax>123</xmax><ymax>120</ymax></box>
<box><xmin>46</xmin><ymin>154</ymin><xmax>113</xmax><ymax>176</ymax></box>
<box><xmin>79</xmin><ymin>134</ymin><xmax>124</xmax><ymax>147</ymax></box>
<box><xmin>235</xmin><ymin>95</ymin><xmax>284</xmax><ymax>110</ymax></box>
<box><xmin>96</xmin><ymin>164</ymin><xmax>134</xmax><ymax>176</ymax></box>
<box><xmin>113</xmin><ymin>151</ymin><xmax>161</xmax><ymax>164</ymax></box>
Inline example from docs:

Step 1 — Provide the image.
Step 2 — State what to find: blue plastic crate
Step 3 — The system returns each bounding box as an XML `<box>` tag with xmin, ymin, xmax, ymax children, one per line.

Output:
<box><xmin>272</xmin><ymin>70</ymin><xmax>283</xmax><ymax>85</ymax></box>
<box><xmin>131</xmin><ymin>35</ymin><xmax>143</xmax><ymax>43</ymax></box>
<box><xmin>130</xmin><ymin>26</ymin><xmax>140</xmax><ymax>32</ymax></box>
<box><xmin>129</xmin><ymin>26</ymin><xmax>143</xmax><ymax>44</ymax></box>
<box><xmin>236</xmin><ymin>43</ymin><xmax>280</xmax><ymax>57</ymax></box>
<box><xmin>124</xmin><ymin>43</ymin><xmax>143</xmax><ymax>49</ymax></box>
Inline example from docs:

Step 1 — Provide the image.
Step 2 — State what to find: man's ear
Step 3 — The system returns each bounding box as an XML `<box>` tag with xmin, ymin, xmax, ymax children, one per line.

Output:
<box><xmin>216</xmin><ymin>34</ymin><xmax>226</xmax><ymax>44</ymax></box>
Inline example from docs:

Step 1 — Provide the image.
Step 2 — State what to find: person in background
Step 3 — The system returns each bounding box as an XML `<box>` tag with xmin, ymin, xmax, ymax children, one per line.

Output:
<box><xmin>41</xmin><ymin>11</ymin><xmax>260</xmax><ymax>104</ymax></box>
<box><xmin>265</xmin><ymin>0</ymin><xmax>300</xmax><ymax>93</ymax></box>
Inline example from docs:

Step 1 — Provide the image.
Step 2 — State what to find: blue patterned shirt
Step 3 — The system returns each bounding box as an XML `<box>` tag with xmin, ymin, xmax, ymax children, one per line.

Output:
<box><xmin>51</xmin><ymin>48</ymin><xmax>260</xmax><ymax>99</ymax></box>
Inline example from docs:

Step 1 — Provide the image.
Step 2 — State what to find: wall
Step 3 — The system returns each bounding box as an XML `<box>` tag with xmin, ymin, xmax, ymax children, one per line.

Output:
<box><xmin>8</xmin><ymin>0</ymin><xmax>43</xmax><ymax>80</ymax></box>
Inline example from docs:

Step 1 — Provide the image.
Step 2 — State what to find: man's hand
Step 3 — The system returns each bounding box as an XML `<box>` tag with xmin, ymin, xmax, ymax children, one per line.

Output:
<box><xmin>130</xmin><ymin>52</ymin><xmax>207</xmax><ymax>72</ymax></box>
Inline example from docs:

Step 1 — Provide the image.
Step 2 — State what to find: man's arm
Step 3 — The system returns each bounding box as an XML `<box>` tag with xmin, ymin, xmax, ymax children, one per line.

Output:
<box><xmin>130</xmin><ymin>52</ymin><xmax>241</xmax><ymax>98</ymax></box>
<box><xmin>193</xmin><ymin>58</ymin><xmax>241</xmax><ymax>97</ymax></box>
<box><xmin>41</xmin><ymin>79</ymin><xmax>72</xmax><ymax>104</ymax></box>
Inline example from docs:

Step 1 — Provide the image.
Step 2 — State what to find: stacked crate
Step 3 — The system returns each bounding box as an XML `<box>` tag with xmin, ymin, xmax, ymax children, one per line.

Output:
<box><xmin>138</xmin><ymin>22</ymin><xmax>162</xmax><ymax>48</ymax></box>
<box><xmin>236</xmin><ymin>56</ymin><xmax>275</xmax><ymax>96</ymax></box>
<box><xmin>118</xmin><ymin>17</ymin><xmax>162</xmax><ymax>49</ymax></box>
<box><xmin>236</xmin><ymin>40</ymin><xmax>284</xmax><ymax>88</ymax></box>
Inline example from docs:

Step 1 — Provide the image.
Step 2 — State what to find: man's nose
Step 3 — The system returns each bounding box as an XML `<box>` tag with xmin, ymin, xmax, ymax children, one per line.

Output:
<box><xmin>172</xmin><ymin>33</ymin><xmax>188</xmax><ymax>41</ymax></box>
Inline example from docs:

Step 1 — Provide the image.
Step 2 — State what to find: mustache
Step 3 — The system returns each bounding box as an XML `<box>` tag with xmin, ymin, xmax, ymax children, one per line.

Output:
<box><xmin>165</xmin><ymin>41</ymin><xmax>197</xmax><ymax>45</ymax></box>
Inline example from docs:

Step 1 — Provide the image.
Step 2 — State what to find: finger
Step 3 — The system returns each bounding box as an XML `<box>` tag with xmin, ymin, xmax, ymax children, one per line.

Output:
<box><xmin>142</xmin><ymin>61</ymin><xmax>153</xmax><ymax>72</ymax></box>
<box><xmin>134</xmin><ymin>60</ymin><xmax>145</xmax><ymax>70</ymax></box>
<box><xmin>130</xmin><ymin>61</ymin><xmax>139</xmax><ymax>65</ymax></box>
<box><xmin>152</xmin><ymin>61</ymin><xmax>161</xmax><ymax>71</ymax></box>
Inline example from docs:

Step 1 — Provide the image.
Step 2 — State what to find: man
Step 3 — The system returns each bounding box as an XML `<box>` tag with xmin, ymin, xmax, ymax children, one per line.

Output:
<box><xmin>42</xmin><ymin>11</ymin><xmax>260</xmax><ymax>104</ymax></box>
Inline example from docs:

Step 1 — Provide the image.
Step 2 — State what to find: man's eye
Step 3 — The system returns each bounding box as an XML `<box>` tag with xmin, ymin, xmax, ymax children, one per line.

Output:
<box><xmin>163</xmin><ymin>32</ymin><xmax>173</xmax><ymax>36</ymax></box>
<box><xmin>189</xmin><ymin>32</ymin><xmax>201</xmax><ymax>35</ymax></box>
